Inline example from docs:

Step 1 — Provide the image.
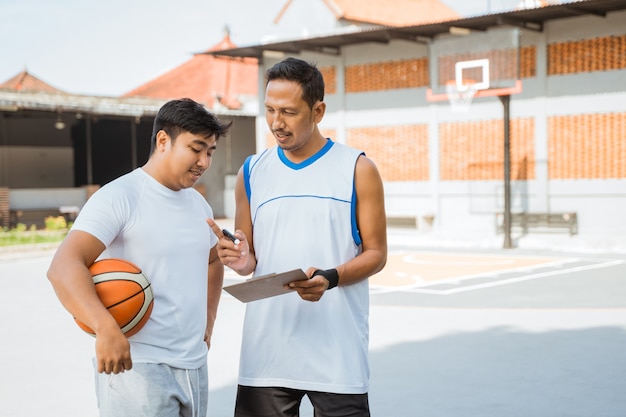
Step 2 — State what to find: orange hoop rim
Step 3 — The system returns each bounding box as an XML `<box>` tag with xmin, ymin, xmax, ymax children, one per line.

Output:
<box><xmin>426</xmin><ymin>80</ymin><xmax>523</xmax><ymax>103</ymax></box>
<box><xmin>445</xmin><ymin>79</ymin><xmax>479</xmax><ymax>93</ymax></box>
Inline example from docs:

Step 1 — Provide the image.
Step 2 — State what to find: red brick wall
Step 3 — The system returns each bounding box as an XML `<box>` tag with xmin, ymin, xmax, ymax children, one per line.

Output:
<box><xmin>520</xmin><ymin>45</ymin><xmax>536</xmax><ymax>78</ymax></box>
<box><xmin>319</xmin><ymin>66</ymin><xmax>337</xmax><ymax>94</ymax></box>
<box><xmin>439</xmin><ymin>119</ymin><xmax>535</xmax><ymax>181</ymax></box>
<box><xmin>337</xmin><ymin>46</ymin><xmax>535</xmax><ymax>93</ymax></box>
<box><xmin>548</xmin><ymin>34</ymin><xmax>626</xmax><ymax>75</ymax></box>
<box><xmin>548</xmin><ymin>112</ymin><xmax>626</xmax><ymax>179</ymax></box>
<box><xmin>0</xmin><ymin>187</ymin><xmax>9</xmax><ymax>228</ymax></box>
<box><xmin>438</xmin><ymin>49</ymin><xmax>521</xmax><ymax>87</ymax></box>
<box><xmin>346</xmin><ymin>125</ymin><xmax>429</xmax><ymax>181</ymax></box>
<box><xmin>345</xmin><ymin>58</ymin><xmax>429</xmax><ymax>93</ymax></box>
<box><xmin>269</xmin><ymin>34</ymin><xmax>625</xmax><ymax>181</ymax></box>
<box><xmin>545</xmin><ymin>34</ymin><xmax>626</xmax><ymax>179</ymax></box>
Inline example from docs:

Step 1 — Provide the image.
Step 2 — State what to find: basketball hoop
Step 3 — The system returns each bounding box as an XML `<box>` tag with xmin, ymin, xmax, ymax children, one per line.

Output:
<box><xmin>446</xmin><ymin>80</ymin><xmax>478</xmax><ymax>113</ymax></box>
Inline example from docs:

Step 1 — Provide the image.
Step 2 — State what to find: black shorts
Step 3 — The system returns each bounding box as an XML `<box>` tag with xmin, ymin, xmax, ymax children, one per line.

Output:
<box><xmin>234</xmin><ymin>385</ymin><xmax>371</xmax><ymax>417</ymax></box>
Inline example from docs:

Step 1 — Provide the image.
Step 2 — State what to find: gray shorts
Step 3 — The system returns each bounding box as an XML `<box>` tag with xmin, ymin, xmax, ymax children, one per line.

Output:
<box><xmin>94</xmin><ymin>362</ymin><xmax>208</xmax><ymax>417</ymax></box>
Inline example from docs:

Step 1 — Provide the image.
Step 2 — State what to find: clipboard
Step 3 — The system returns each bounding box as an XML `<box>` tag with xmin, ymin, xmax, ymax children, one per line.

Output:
<box><xmin>223</xmin><ymin>269</ymin><xmax>308</xmax><ymax>303</ymax></box>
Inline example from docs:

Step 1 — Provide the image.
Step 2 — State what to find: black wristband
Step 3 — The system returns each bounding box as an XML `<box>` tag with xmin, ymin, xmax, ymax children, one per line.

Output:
<box><xmin>313</xmin><ymin>268</ymin><xmax>339</xmax><ymax>290</ymax></box>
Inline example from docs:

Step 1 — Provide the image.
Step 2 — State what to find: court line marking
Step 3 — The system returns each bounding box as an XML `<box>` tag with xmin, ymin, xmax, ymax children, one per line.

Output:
<box><xmin>369</xmin><ymin>256</ymin><xmax>577</xmax><ymax>294</ymax></box>
<box><xmin>370</xmin><ymin>258</ymin><xmax>624</xmax><ymax>295</ymax></box>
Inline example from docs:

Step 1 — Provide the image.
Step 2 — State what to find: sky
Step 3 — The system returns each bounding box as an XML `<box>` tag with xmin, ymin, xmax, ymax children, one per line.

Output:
<box><xmin>0</xmin><ymin>0</ymin><xmax>525</xmax><ymax>97</ymax></box>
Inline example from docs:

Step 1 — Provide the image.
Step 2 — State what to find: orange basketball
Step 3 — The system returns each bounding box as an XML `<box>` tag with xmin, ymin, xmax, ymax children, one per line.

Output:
<box><xmin>75</xmin><ymin>258</ymin><xmax>154</xmax><ymax>338</ymax></box>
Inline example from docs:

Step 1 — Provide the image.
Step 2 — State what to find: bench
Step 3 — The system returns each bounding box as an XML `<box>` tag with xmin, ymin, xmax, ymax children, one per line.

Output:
<box><xmin>386</xmin><ymin>213</ymin><xmax>435</xmax><ymax>229</ymax></box>
<box><xmin>386</xmin><ymin>215</ymin><xmax>418</xmax><ymax>228</ymax></box>
<box><xmin>496</xmin><ymin>212</ymin><xmax>578</xmax><ymax>235</ymax></box>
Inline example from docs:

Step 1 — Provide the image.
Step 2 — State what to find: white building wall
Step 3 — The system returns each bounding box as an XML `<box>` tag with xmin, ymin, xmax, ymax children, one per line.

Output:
<box><xmin>256</xmin><ymin>10</ymin><xmax>626</xmax><ymax>236</ymax></box>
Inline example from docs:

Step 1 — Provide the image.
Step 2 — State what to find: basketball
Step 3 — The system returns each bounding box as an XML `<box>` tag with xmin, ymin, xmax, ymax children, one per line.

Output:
<box><xmin>75</xmin><ymin>258</ymin><xmax>154</xmax><ymax>337</ymax></box>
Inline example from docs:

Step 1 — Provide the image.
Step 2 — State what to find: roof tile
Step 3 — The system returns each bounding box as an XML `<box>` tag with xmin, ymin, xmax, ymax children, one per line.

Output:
<box><xmin>329</xmin><ymin>0</ymin><xmax>459</xmax><ymax>26</ymax></box>
<box><xmin>123</xmin><ymin>34</ymin><xmax>258</xmax><ymax>110</ymax></box>
<box><xmin>0</xmin><ymin>69</ymin><xmax>66</xmax><ymax>94</ymax></box>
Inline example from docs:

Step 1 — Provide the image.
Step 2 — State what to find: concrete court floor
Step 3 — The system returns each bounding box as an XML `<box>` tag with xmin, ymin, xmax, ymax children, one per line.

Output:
<box><xmin>1</xmin><ymin>237</ymin><xmax>625</xmax><ymax>417</ymax></box>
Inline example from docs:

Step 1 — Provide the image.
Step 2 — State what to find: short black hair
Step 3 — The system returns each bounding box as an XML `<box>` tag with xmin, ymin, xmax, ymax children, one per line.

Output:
<box><xmin>150</xmin><ymin>98</ymin><xmax>232</xmax><ymax>153</ymax></box>
<box><xmin>265</xmin><ymin>57</ymin><xmax>324</xmax><ymax>108</ymax></box>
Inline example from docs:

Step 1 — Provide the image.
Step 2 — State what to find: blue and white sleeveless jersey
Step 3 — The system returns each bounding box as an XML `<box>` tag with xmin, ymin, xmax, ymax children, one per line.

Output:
<box><xmin>238</xmin><ymin>139</ymin><xmax>370</xmax><ymax>394</ymax></box>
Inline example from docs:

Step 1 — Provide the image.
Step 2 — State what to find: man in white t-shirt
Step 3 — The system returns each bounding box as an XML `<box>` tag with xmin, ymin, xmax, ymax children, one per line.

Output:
<box><xmin>208</xmin><ymin>58</ymin><xmax>387</xmax><ymax>417</ymax></box>
<box><xmin>48</xmin><ymin>98</ymin><xmax>231</xmax><ymax>417</ymax></box>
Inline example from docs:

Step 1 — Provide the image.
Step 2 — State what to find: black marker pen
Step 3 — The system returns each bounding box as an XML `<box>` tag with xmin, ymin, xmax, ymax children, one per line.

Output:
<box><xmin>222</xmin><ymin>229</ymin><xmax>241</xmax><ymax>245</ymax></box>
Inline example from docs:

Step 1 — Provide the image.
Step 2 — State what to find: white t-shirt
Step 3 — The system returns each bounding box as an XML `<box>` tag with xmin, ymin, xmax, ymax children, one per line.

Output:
<box><xmin>72</xmin><ymin>168</ymin><xmax>217</xmax><ymax>369</ymax></box>
<box><xmin>240</xmin><ymin>140</ymin><xmax>370</xmax><ymax>394</ymax></box>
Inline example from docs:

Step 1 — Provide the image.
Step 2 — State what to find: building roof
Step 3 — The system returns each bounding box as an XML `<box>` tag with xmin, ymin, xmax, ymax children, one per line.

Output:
<box><xmin>0</xmin><ymin>90</ymin><xmax>165</xmax><ymax>117</ymax></box>
<box><xmin>0</xmin><ymin>69</ymin><xmax>66</xmax><ymax>94</ymax></box>
<box><xmin>207</xmin><ymin>0</ymin><xmax>626</xmax><ymax>59</ymax></box>
<box><xmin>122</xmin><ymin>33</ymin><xmax>258</xmax><ymax>111</ymax></box>
<box><xmin>323</xmin><ymin>0</ymin><xmax>459</xmax><ymax>26</ymax></box>
<box><xmin>274</xmin><ymin>0</ymin><xmax>459</xmax><ymax>26</ymax></box>
<box><xmin>0</xmin><ymin>68</ymin><xmax>167</xmax><ymax>117</ymax></box>
<box><xmin>0</xmin><ymin>36</ymin><xmax>257</xmax><ymax>118</ymax></box>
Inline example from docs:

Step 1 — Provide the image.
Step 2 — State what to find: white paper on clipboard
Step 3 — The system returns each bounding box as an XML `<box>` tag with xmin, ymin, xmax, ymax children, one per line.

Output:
<box><xmin>223</xmin><ymin>269</ymin><xmax>308</xmax><ymax>302</ymax></box>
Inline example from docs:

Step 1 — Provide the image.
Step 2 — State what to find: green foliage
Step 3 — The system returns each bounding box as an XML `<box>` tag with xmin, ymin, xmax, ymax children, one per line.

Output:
<box><xmin>0</xmin><ymin>218</ymin><xmax>69</xmax><ymax>247</ymax></box>
<box><xmin>44</xmin><ymin>216</ymin><xmax>67</xmax><ymax>231</ymax></box>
